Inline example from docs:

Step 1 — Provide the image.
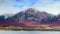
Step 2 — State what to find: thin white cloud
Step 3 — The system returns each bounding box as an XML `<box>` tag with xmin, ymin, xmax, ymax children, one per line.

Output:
<box><xmin>0</xmin><ymin>7</ymin><xmax>20</xmax><ymax>15</ymax></box>
<box><xmin>32</xmin><ymin>0</ymin><xmax>60</xmax><ymax>15</ymax></box>
<box><xmin>0</xmin><ymin>0</ymin><xmax>60</xmax><ymax>15</ymax></box>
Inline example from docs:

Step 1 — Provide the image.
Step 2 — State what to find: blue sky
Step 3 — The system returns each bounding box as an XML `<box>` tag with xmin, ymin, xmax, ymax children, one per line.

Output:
<box><xmin>0</xmin><ymin>0</ymin><xmax>60</xmax><ymax>15</ymax></box>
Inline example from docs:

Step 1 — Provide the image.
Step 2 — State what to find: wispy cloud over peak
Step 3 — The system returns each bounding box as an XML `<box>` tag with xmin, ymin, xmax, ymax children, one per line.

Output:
<box><xmin>0</xmin><ymin>0</ymin><xmax>60</xmax><ymax>15</ymax></box>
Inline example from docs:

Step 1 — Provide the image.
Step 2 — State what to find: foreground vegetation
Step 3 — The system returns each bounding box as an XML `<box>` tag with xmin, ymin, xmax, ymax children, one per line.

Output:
<box><xmin>0</xmin><ymin>27</ymin><xmax>60</xmax><ymax>31</ymax></box>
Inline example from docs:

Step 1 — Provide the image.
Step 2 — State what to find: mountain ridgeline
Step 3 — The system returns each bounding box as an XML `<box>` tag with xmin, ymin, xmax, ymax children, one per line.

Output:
<box><xmin>0</xmin><ymin>8</ymin><xmax>60</xmax><ymax>24</ymax></box>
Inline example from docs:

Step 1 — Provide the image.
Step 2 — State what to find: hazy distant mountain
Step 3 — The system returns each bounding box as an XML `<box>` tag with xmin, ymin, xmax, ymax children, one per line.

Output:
<box><xmin>5</xmin><ymin>8</ymin><xmax>59</xmax><ymax>24</ymax></box>
<box><xmin>0</xmin><ymin>15</ymin><xmax>5</xmax><ymax>22</ymax></box>
<box><xmin>0</xmin><ymin>8</ymin><xmax>60</xmax><ymax>28</ymax></box>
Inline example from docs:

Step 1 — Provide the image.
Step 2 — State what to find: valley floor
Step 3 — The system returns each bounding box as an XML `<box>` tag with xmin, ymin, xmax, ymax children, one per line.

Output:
<box><xmin>0</xmin><ymin>27</ymin><xmax>60</xmax><ymax>31</ymax></box>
